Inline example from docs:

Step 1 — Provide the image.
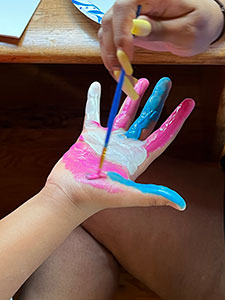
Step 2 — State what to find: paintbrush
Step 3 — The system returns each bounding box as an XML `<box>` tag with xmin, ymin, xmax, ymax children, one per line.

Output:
<box><xmin>97</xmin><ymin>6</ymin><xmax>141</xmax><ymax>177</ymax></box>
<box><xmin>97</xmin><ymin>68</ymin><xmax>125</xmax><ymax>176</ymax></box>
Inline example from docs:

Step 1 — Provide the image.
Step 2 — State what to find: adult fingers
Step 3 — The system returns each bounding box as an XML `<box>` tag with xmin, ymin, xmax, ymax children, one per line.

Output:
<box><xmin>133</xmin><ymin>14</ymin><xmax>203</xmax><ymax>56</ymax></box>
<box><xmin>111</xmin><ymin>0</ymin><xmax>138</xmax><ymax>65</ymax></box>
<box><xmin>98</xmin><ymin>7</ymin><xmax>120</xmax><ymax>72</ymax></box>
<box><xmin>126</xmin><ymin>77</ymin><xmax>172</xmax><ymax>140</ymax></box>
<box><xmin>113</xmin><ymin>78</ymin><xmax>149</xmax><ymax>131</ymax></box>
<box><xmin>100</xmin><ymin>0</ymin><xmax>138</xmax><ymax>73</ymax></box>
<box><xmin>99</xmin><ymin>8</ymin><xmax>138</xmax><ymax>99</ymax></box>
<box><xmin>113</xmin><ymin>70</ymin><xmax>139</xmax><ymax>100</ymax></box>
<box><xmin>144</xmin><ymin>98</ymin><xmax>195</xmax><ymax>162</ymax></box>
<box><xmin>110</xmin><ymin>0</ymin><xmax>195</xmax><ymax>66</ymax></box>
<box><xmin>107</xmin><ymin>172</ymin><xmax>186</xmax><ymax>211</ymax></box>
<box><xmin>83</xmin><ymin>82</ymin><xmax>101</xmax><ymax>129</ymax></box>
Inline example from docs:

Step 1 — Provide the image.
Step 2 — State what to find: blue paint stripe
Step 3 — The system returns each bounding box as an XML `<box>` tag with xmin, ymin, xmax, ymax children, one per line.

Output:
<box><xmin>72</xmin><ymin>0</ymin><xmax>103</xmax><ymax>23</ymax></box>
<box><xmin>108</xmin><ymin>172</ymin><xmax>186</xmax><ymax>210</ymax></box>
<box><xmin>126</xmin><ymin>77</ymin><xmax>172</xmax><ymax>139</ymax></box>
<box><xmin>72</xmin><ymin>0</ymin><xmax>98</xmax><ymax>9</ymax></box>
<box><xmin>87</xmin><ymin>10</ymin><xmax>104</xmax><ymax>15</ymax></box>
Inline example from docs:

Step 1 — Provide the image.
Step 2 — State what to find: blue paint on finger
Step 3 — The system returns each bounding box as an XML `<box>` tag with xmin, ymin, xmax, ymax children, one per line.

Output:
<box><xmin>107</xmin><ymin>171</ymin><xmax>186</xmax><ymax>210</ymax></box>
<box><xmin>125</xmin><ymin>77</ymin><xmax>172</xmax><ymax>139</ymax></box>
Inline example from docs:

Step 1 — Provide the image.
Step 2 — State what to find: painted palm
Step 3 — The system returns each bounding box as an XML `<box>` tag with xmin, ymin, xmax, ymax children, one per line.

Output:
<box><xmin>49</xmin><ymin>78</ymin><xmax>194</xmax><ymax>212</ymax></box>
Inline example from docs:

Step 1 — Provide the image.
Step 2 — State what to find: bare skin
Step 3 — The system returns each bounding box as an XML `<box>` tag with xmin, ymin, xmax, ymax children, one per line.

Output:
<box><xmin>83</xmin><ymin>156</ymin><xmax>225</xmax><ymax>300</ymax></box>
<box><xmin>2</xmin><ymin>79</ymin><xmax>191</xmax><ymax>299</ymax></box>
<box><xmin>21</xmin><ymin>156</ymin><xmax>224</xmax><ymax>300</ymax></box>
<box><xmin>20</xmin><ymin>226</ymin><xmax>119</xmax><ymax>300</ymax></box>
<box><xmin>20</xmin><ymin>78</ymin><xmax>225</xmax><ymax>299</ymax></box>
<box><xmin>99</xmin><ymin>0</ymin><xmax>225</xmax><ymax>73</ymax></box>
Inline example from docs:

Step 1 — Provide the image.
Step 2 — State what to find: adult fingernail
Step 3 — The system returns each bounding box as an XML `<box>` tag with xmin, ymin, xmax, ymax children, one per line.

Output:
<box><xmin>131</xmin><ymin>75</ymin><xmax>138</xmax><ymax>85</ymax></box>
<box><xmin>116</xmin><ymin>49</ymin><xmax>133</xmax><ymax>76</ymax></box>
<box><xmin>113</xmin><ymin>70</ymin><xmax>120</xmax><ymax>81</ymax></box>
<box><xmin>126</xmin><ymin>75</ymin><xmax>138</xmax><ymax>87</ymax></box>
<box><xmin>114</xmin><ymin>71</ymin><xmax>138</xmax><ymax>87</ymax></box>
<box><xmin>123</xmin><ymin>76</ymin><xmax>139</xmax><ymax>100</ymax></box>
<box><xmin>113</xmin><ymin>70</ymin><xmax>139</xmax><ymax>100</ymax></box>
<box><xmin>131</xmin><ymin>19</ymin><xmax>151</xmax><ymax>37</ymax></box>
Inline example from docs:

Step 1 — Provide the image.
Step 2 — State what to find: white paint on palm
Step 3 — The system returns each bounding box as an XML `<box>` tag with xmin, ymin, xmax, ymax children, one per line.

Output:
<box><xmin>83</xmin><ymin>127</ymin><xmax>147</xmax><ymax>175</ymax></box>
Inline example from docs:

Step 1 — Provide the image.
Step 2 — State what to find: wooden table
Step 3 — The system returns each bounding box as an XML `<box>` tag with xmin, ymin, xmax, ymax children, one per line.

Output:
<box><xmin>1</xmin><ymin>0</ymin><xmax>225</xmax><ymax>64</ymax></box>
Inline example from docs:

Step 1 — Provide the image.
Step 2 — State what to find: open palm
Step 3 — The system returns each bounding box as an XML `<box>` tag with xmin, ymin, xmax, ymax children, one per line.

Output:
<box><xmin>48</xmin><ymin>78</ymin><xmax>194</xmax><ymax>212</ymax></box>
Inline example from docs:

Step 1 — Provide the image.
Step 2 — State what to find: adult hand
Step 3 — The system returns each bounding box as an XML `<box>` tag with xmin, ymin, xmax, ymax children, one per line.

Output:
<box><xmin>47</xmin><ymin>77</ymin><xmax>195</xmax><ymax>215</ymax></box>
<box><xmin>99</xmin><ymin>0</ymin><xmax>224</xmax><ymax>73</ymax></box>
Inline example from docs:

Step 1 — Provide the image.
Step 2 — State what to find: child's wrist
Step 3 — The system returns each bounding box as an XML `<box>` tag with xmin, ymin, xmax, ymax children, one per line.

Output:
<box><xmin>41</xmin><ymin>182</ymin><xmax>93</xmax><ymax>227</ymax></box>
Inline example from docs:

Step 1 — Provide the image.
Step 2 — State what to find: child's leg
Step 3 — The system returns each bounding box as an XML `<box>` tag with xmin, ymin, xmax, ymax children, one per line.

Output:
<box><xmin>19</xmin><ymin>226</ymin><xmax>119</xmax><ymax>300</ymax></box>
<box><xmin>83</xmin><ymin>156</ymin><xmax>225</xmax><ymax>300</ymax></box>
<box><xmin>19</xmin><ymin>156</ymin><xmax>225</xmax><ymax>300</ymax></box>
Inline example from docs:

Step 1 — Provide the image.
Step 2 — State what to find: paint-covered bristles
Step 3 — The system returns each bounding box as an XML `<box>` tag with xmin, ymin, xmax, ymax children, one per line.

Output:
<box><xmin>98</xmin><ymin>146</ymin><xmax>107</xmax><ymax>174</ymax></box>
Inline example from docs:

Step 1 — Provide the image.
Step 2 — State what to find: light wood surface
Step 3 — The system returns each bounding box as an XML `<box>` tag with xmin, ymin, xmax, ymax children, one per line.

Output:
<box><xmin>1</xmin><ymin>0</ymin><xmax>225</xmax><ymax>64</ymax></box>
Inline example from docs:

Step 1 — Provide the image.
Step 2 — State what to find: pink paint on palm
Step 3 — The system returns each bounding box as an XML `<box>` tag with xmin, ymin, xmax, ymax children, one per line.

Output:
<box><xmin>86</xmin><ymin>171</ymin><xmax>107</xmax><ymax>180</ymax></box>
<box><xmin>113</xmin><ymin>79</ymin><xmax>149</xmax><ymax>130</ymax></box>
<box><xmin>145</xmin><ymin>99</ymin><xmax>195</xmax><ymax>154</ymax></box>
<box><xmin>63</xmin><ymin>139</ymin><xmax>129</xmax><ymax>193</ymax></box>
<box><xmin>86</xmin><ymin>173</ymin><xmax>101</xmax><ymax>180</ymax></box>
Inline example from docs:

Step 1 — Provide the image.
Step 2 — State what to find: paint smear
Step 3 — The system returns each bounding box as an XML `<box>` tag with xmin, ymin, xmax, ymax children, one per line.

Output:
<box><xmin>62</xmin><ymin>80</ymin><xmax>194</xmax><ymax>207</ymax></box>
<box><xmin>113</xmin><ymin>78</ymin><xmax>149</xmax><ymax>130</ymax></box>
<box><xmin>83</xmin><ymin>128</ymin><xmax>147</xmax><ymax>175</ymax></box>
<box><xmin>126</xmin><ymin>77</ymin><xmax>172</xmax><ymax>139</ymax></box>
<box><xmin>144</xmin><ymin>99</ymin><xmax>195</xmax><ymax>154</ymax></box>
<box><xmin>107</xmin><ymin>172</ymin><xmax>186</xmax><ymax>210</ymax></box>
<box><xmin>63</xmin><ymin>140</ymin><xmax>129</xmax><ymax>193</ymax></box>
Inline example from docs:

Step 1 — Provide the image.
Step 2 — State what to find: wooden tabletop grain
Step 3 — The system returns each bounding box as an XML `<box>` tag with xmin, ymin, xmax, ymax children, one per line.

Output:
<box><xmin>1</xmin><ymin>0</ymin><xmax>225</xmax><ymax>64</ymax></box>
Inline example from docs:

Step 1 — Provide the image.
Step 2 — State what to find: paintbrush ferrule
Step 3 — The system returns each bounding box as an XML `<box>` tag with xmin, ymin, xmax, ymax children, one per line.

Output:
<box><xmin>98</xmin><ymin>146</ymin><xmax>107</xmax><ymax>171</ymax></box>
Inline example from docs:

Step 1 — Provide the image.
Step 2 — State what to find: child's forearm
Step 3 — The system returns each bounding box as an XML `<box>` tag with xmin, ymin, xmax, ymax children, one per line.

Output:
<box><xmin>0</xmin><ymin>184</ymin><xmax>91</xmax><ymax>300</ymax></box>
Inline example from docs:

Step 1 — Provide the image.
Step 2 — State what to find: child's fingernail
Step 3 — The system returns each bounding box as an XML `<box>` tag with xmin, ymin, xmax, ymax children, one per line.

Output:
<box><xmin>116</xmin><ymin>49</ymin><xmax>133</xmax><ymax>76</ymax></box>
<box><xmin>113</xmin><ymin>70</ymin><xmax>139</xmax><ymax>100</ymax></box>
<box><xmin>131</xmin><ymin>19</ymin><xmax>151</xmax><ymax>37</ymax></box>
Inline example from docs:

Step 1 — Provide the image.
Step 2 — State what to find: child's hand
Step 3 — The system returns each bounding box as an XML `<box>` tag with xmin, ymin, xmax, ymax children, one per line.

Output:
<box><xmin>46</xmin><ymin>78</ymin><xmax>194</xmax><ymax>215</ymax></box>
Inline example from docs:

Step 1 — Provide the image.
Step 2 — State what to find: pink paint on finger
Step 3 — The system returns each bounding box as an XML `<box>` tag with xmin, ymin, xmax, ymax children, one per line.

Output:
<box><xmin>113</xmin><ymin>78</ymin><xmax>149</xmax><ymax>130</ymax></box>
<box><xmin>90</xmin><ymin>121</ymin><xmax>102</xmax><ymax>128</ymax></box>
<box><xmin>78</xmin><ymin>135</ymin><xmax>84</xmax><ymax>142</ymax></box>
<box><xmin>63</xmin><ymin>141</ymin><xmax>129</xmax><ymax>193</ymax></box>
<box><xmin>144</xmin><ymin>99</ymin><xmax>195</xmax><ymax>154</ymax></box>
